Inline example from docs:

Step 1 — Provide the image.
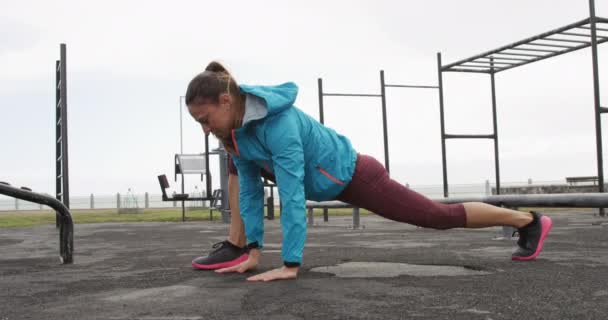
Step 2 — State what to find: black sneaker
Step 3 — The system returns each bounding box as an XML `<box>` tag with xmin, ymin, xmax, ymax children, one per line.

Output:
<box><xmin>512</xmin><ymin>211</ymin><xmax>553</xmax><ymax>261</ymax></box>
<box><xmin>192</xmin><ymin>240</ymin><xmax>248</xmax><ymax>270</ymax></box>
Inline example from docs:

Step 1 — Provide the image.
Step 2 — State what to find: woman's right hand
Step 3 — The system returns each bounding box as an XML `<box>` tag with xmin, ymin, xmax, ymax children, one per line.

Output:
<box><xmin>215</xmin><ymin>249</ymin><xmax>260</xmax><ymax>274</ymax></box>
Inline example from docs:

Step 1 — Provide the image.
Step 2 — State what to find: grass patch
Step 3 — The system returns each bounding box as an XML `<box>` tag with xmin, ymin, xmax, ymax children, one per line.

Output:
<box><xmin>0</xmin><ymin>207</ymin><xmax>369</xmax><ymax>228</ymax></box>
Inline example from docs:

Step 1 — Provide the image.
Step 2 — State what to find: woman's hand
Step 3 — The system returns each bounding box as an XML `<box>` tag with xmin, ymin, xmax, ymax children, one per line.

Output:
<box><xmin>246</xmin><ymin>266</ymin><xmax>299</xmax><ymax>282</ymax></box>
<box><xmin>215</xmin><ymin>249</ymin><xmax>260</xmax><ymax>274</ymax></box>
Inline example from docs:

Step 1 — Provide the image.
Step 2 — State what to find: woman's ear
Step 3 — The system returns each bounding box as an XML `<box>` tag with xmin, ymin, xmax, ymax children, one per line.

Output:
<box><xmin>219</xmin><ymin>93</ymin><xmax>232</xmax><ymax>108</ymax></box>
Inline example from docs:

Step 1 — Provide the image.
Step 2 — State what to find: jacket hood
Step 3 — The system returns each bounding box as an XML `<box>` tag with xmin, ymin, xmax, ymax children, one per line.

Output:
<box><xmin>239</xmin><ymin>82</ymin><xmax>298</xmax><ymax>122</ymax></box>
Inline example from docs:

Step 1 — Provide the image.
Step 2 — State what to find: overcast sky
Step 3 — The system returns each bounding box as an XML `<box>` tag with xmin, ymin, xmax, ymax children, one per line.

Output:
<box><xmin>1</xmin><ymin>0</ymin><xmax>607</xmax><ymax>198</ymax></box>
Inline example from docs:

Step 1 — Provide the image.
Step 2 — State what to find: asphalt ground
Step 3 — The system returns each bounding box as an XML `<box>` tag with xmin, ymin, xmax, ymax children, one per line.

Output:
<box><xmin>1</xmin><ymin>210</ymin><xmax>607</xmax><ymax>320</ymax></box>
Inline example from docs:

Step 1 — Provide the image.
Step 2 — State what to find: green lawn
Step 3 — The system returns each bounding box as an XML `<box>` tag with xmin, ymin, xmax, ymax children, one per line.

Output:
<box><xmin>0</xmin><ymin>207</ymin><xmax>367</xmax><ymax>228</ymax></box>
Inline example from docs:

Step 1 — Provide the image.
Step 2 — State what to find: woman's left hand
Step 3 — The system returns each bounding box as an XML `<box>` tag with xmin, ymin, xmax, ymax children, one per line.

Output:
<box><xmin>247</xmin><ymin>266</ymin><xmax>299</xmax><ymax>282</ymax></box>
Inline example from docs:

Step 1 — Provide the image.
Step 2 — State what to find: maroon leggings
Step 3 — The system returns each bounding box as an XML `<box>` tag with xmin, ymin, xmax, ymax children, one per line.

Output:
<box><xmin>228</xmin><ymin>154</ymin><xmax>466</xmax><ymax>229</ymax></box>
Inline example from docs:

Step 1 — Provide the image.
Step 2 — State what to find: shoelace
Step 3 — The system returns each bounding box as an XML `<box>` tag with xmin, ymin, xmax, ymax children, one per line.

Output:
<box><xmin>210</xmin><ymin>240</ymin><xmax>230</xmax><ymax>254</ymax></box>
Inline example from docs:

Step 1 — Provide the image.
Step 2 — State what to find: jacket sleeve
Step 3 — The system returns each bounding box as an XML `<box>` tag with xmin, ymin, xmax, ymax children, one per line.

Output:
<box><xmin>264</xmin><ymin>115</ymin><xmax>307</xmax><ymax>266</ymax></box>
<box><xmin>231</xmin><ymin>156</ymin><xmax>265</xmax><ymax>249</ymax></box>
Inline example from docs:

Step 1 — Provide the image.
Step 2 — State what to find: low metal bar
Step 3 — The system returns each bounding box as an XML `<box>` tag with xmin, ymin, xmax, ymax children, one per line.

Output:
<box><xmin>385</xmin><ymin>84</ymin><xmax>439</xmax><ymax>89</ymax></box>
<box><xmin>323</xmin><ymin>93</ymin><xmax>382</xmax><ymax>97</ymax></box>
<box><xmin>307</xmin><ymin>192</ymin><xmax>608</xmax><ymax>209</ymax></box>
<box><xmin>599</xmin><ymin>107</ymin><xmax>608</xmax><ymax>113</ymax></box>
<box><xmin>444</xmin><ymin>134</ymin><xmax>495</xmax><ymax>139</ymax></box>
<box><xmin>441</xmin><ymin>18</ymin><xmax>590</xmax><ymax>70</ymax></box>
<box><xmin>0</xmin><ymin>183</ymin><xmax>73</xmax><ymax>264</ymax></box>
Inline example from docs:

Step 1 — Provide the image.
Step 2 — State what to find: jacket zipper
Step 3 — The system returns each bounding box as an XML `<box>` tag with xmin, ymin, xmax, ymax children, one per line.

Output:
<box><xmin>317</xmin><ymin>166</ymin><xmax>345</xmax><ymax>185</ymax></box>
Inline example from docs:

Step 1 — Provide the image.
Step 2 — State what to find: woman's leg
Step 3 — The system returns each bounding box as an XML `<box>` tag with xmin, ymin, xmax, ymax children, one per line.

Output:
<box><xmin>336</xmin><ymin>154</ymin><xmax>532</xmax><ymax>230</ymax></box>
<box><xmin>336</xmin><ymin>154</ymin><xmax>552</xmax><ymax>260</ymax></box>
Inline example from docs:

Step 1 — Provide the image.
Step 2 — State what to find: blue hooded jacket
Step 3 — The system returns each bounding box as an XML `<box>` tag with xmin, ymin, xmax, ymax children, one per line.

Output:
<box><xmin>230</xmin><ymin>82</ymin><xmax>357</xmax><ymax>265</ymax></box>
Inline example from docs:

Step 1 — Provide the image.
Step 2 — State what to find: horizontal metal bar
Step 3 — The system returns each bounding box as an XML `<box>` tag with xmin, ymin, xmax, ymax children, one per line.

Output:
<box><xmin>385</xmin><ymin>84</ymin><xmax>439</xmax><ymax>89</ymax></box>
<box><xmin>600</xmin><ymin>107</ymin><xmax>608</xmax><ymax>113</ymax></box>
<box><xmin>543</xmin><ymin>37</ymin><xmax>589</xmax><ymax>44</ymax></box>
<box><xmin>438</xmin><ymin>193</ymin><xmax>608</xmax><ymax>208</ymax></box>
<box><xmin>443</xmin><ymin>68</ymin><xmax>492</xmax><ymax>74</ymax></box>
<box><xmin>496</xmin><ymin>36</ymin><xmax>608</xmax><ymax>73</ymax></box>
<box><xmin>323</xmin><ymin>93</ymin><xmax>382</xmax><ymax>98</ymax></box>
<box><xmin>488</xmin><ymin>52</ymin><xmax>546</xmax><ymax>58</ymax></box>
<box><xmin>578</xmin><ymin>25</ymin><xmax>608</xmax><ymax>33</ymax></box>
<box><xmin>560</xmin><ymin>31</ymin><xmax>592</xmax><ymax>38</ymax></box>
<box><xmin>465</xmin><ymin>60</ymin><xmax>513</xmax><ymax>66</ymax></box>
<box><xmin>525</xmin><ymin>42</ymin><xmax>577</xmax><ymax>49</ymax></box>
<box><xmin>0</xmin><ymin>183</ymin><xmax>73</xmax><ymax>264</ymax></box>
<box><xmin>441</xmin><ymin>18</ymin><xmax>590</xmax><ymax>70</ymax></box>
<box><xmin>457</xmin><ymin>64</ymin><xmax>502</xmax><ymax>69</ymax></box>
<box><xmin>307</xmin><ymin>192</ymin><xmax>608</xmax><ymax>209</ymax></box>
<box><xmin>507</xmin><ymin>47</ymin><xmax>561</xmax><ymax>53</ymax></box>
<box><xmin>480</xmin><ymin>56</ymin><xmax>531</xmax><ymax>62</ymax></box>
<box><xmin>445</xmin><ymin>134</ymin><xmax>495</xmax><ymax>139</ymax></box>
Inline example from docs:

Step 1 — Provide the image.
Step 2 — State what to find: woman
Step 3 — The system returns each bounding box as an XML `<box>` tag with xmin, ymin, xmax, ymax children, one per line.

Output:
<box><xmin>185</xmin><ymin>62</ymin><xmax>552</xmax><ymax>282</ymax></box>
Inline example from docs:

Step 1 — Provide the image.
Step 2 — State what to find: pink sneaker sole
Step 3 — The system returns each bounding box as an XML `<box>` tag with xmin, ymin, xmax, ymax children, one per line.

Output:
<box><xmin>512</xmin><ymin>215</ymin><xmax>553</xmax><ymax>261</ymax></box>
<box><xmin>192</xmin><ymin>253</ymin><xmax>249</xmax><ymax>270</ymax></box>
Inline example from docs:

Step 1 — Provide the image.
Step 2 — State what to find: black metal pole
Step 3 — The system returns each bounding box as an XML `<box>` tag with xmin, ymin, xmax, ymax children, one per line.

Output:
<box><xmin>380</xmin><ymin>70</ymin><xmax>390</xmax><ymax>174</ymax></box>
<box><xmin>437</xmin><ymin>53</ymin><xmax>449</xmax><ymax>197</ymax></box>
<box><xmin>60</xmin><ymin>44</ymin><xmax>69</xmax><ymax>210</ymax></box>
<box><xmin>318</xmin><ymin>78</ymin><xmax>324</xmax><ymax>124</ymax></box>
<box><xmin>490</xmin><ymin>58</ymin><xmax>501</xmax><ymax>195</ymax></box>
<box><xmin>205</xmin><ymin>133</ymin><xmax>212</xmax><ymax>199</ymax></box>
<box><xmin>589</xmin><ymin>0</ymin><xmax>605</xmax><ymax>216</ymax></box>
<box><xmin>55</xmin><ymin>60</ymin><xmax>61</xmax><ymax>228</ymax></box>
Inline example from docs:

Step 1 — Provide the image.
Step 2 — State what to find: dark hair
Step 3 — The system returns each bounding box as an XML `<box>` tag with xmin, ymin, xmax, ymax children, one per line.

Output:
<box><xmin>185</xmin><ymin>61</ymin><xmax>239</xmax><ymax>106</ymax></box>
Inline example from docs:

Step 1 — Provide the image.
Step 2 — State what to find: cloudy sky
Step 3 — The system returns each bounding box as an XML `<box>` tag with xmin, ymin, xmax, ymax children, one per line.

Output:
<box><xmin>1</xmin><ymin>0</ymin><xmax>607</xmax><ymax>198</ymax></box>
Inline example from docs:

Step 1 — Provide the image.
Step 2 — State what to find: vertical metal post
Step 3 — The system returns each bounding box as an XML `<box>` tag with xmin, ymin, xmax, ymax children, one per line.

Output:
<box><xmin>181</xmin><ymin>168</ymin><xmax>185</xmax><ymax>222</ymax></box>
<box><xmin>117</xmin><ymin>193</ymin><xmax>121</xmax><ymax>209</ymax></box>
<box><xmin>437</xmin><ymin>53</ymin><xmax>449</xmax><ymax>197</ymax></box>
<box><xmin>490</xmin><ymin>58</ymin><xmax>501</xmax><ymax>195</ymax></box>
<box><xmin>179</xmin><ymin>96</ymin><xmax>184</xmax><ymax>154</ymax></box>
<box><xmin>90</xmin><ymin>193</ymin><xmax>94</xmax><ymax>209</ymax></box>
<box><xmin>323</xmin><ymin>208</ymin><xmax>328</xmax><ymax>222</ymax></box>
<box><xmin>55</xmin><ymin>59</ymin><xmax>61</xmax><ymax>227</ymax></box>
<box><xmin>589</xmin><ymin>0</ymin><xmax>605</xmax><ymax>216</ymax></box>
<box><xmin>60</xmin><ymin>44</ymin><xmax>69</xmax><ymax>210</ymax></box>
<box><xmin>318</xmin><ymin>78</ymin><xmax>324</xmax><ymax>124</ymax></box>
<box><xmin>218</xmin><ymin>144</ymin><xmax>231</xmax><ymax>223</ymax></box>
<box><xmin>145</xmin><ymin>192</ymin><xmax>149</xmax><ymax>209</ymax></box>
<box><xmin>380</xmin><ymin>70</ymin><xmax>390</xmax><ymax>174</ymax></box>
<box><xmin>352</xmin><ymin>207</ymin><xmax>360</xmax><ymax>229</ymax></box>
<box><xmin>205</xmin><ymin>133</ymin><xmax>212</xmax><ymax>198</ymax></box>
<box><xmin>307</xmin><ymin>207</ymin><xmax>314</xmax><ymax>226</ymax></box>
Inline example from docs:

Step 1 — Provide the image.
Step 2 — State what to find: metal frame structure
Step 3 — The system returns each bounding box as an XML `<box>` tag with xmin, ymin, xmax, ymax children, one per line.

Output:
<box><xmin>437</xmin><ymin>0</ymin><xmax>607</xmax><ymax>217</ymax></box>
<box><xmin>0</xmin><ymin>182</ymin><xmax>73</xmax><ymax>263</ymax></box>
<box><xmin>55</xmin><ymin>43</ymin><xmax>69</xmax><ymax>226</ymax></box>
<box><xmin>317</xmin><ymin>74</ymin><xmax>440</xmax><ymax>223</ymax></box>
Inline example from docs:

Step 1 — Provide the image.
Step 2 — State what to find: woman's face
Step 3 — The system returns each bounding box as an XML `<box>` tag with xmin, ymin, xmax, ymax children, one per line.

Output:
<box><xmin>187</xmin><ymin>93</ymin><xmax>235</xmax><ymax>140</ymax></box>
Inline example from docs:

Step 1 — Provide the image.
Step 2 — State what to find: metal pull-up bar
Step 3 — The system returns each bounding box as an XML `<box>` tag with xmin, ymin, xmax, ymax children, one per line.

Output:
<box><xmin>318</xmin><ymin>71</ymin><xmax>441</xmax><ymax>176</ymax></box>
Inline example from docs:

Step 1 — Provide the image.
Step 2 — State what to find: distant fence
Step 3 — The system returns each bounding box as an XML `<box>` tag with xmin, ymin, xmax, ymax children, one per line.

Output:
<box><xmin>0</xmin><ymin>179</ymin><xmax>601</xmax><ymax>212</ymax></box>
